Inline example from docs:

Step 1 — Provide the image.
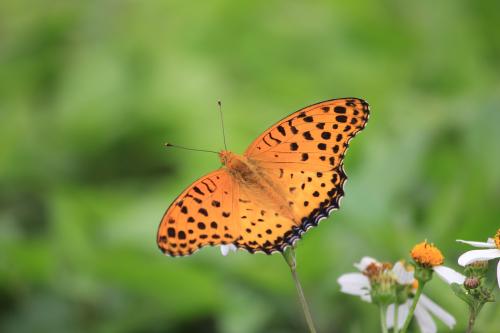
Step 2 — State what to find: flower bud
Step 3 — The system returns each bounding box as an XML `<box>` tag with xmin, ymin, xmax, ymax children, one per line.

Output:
<box><xmin>464</xmin><ymin>276</ymin><xmax>480</xmax><ymax>290</ymax></box>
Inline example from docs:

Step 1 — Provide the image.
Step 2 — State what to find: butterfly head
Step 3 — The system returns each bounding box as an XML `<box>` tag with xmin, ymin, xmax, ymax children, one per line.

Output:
<box><xmin>219</xmin><ymin>150</ymin><xmax>235</xmax><ymax>166</ymax></box>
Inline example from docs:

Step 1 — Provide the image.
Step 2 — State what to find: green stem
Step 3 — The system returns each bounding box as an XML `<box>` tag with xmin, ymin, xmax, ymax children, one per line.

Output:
<box><xmin>380</xmin><ymin>305</ymin><xmax>388</xmax><ymax>333</ymax></box>
<box><xmin>466</xmin><ymin>306</ymin><xmax>476</xmax><ymax>333</ymax></box>
<box><xmin>282</xmin><ymin>248</ymin><xmax>318</xmax><ymax>333</ymax></box>
<box><xmin>400</xmin><ymin>283</ymin><xmax>424</xmax><ymax>333</ymax></box>
<box><xmin>393</xmin><ymin>304</ymin><xmax>399</xmax><ymax>333</ymax></box>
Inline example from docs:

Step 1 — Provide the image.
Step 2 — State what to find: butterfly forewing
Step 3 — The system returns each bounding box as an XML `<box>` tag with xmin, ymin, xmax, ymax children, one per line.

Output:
<box><xmin>245</xmin><ymin>98</ymin><xmax>369</xmax><ymax>171</ymax></box>
<box><xmin>157</xmin><ymin>170</ymin><xmax>240</xmax><ymax>256</ymax></box>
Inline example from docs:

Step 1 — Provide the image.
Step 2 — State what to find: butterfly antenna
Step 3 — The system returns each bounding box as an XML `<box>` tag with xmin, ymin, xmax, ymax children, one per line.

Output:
<box><xmin>218</xmin><ymin>101</ymin><xmax>228</xmax><ymax>151</ymax></box>
<box><xmin>164</xmin><ymin>143</ymin><xmax>218</xmax><ymax>155</ymax></box>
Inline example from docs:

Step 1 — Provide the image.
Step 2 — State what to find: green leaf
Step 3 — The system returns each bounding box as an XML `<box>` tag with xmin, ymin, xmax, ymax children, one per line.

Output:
<box><xmin>451</xmin><ymin>283</ymin><xmax>474</xmax><ymax>307</ymax></box>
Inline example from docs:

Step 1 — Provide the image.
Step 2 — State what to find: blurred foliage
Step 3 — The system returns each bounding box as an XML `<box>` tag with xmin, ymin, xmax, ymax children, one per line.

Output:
<box><xmin>1</xmin><ymin>0</ymin><xmax>499</xmax><ymax>332</ymax></box>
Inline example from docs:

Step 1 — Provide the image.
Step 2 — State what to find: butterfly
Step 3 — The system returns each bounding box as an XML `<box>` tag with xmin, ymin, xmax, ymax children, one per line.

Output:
<box><xmin>157</xmin><ymin>98</ymin><xmax>370</xmax><ymax>256</ymax></box>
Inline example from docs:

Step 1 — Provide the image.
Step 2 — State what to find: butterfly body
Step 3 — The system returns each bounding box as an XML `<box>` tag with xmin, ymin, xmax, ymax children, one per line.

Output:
<box><xmin>158</xmin><ymin>98</ymin><xmax>369</xmax><ymax>256</ymax></box>
<box><xmin>220</xmin><ymin>151</ymin><xmax>258</xmax><ymax>186</ymax></box>
<box><xmin>221</xmin><ymin>150</ymin><xmax>297</xmax><ymax>222</ymax></box>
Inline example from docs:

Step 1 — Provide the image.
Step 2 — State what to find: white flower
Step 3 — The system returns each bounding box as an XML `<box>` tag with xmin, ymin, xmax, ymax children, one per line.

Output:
<box><xmin>339</xmin><ymin>257</ymin><xmax>413</xmax><ymax>302</ymax></box>
<box><xmin>387</xmin><ymin>295</ymin><xmax>456</xmax><ymax>333</ymax></box>
<box><xmin>220</xmin><ymin>243</ymin><xmax>237</xmax><ymax>256</ymax></box>
<box><xmin>338</xmin><ymin>257</ymin><xmax>386</xmax><ymax>303</ymax></box>
<box><xmin>457</xmin><ymin>229</ymin><xmax>500</xmax><ymax>287</ymax></box>
<box><xmin>337</xmin><ymin>257</ymin><xmax>458</xmax><ymax>333</ymax></box>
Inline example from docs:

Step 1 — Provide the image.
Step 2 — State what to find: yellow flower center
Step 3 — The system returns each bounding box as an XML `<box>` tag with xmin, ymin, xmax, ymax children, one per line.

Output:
<box><xmin>494</xmin><ymin>229</ymin><xmax>500</xmax><ymax>249</ymax></box>
<box><xmin>410</xmin><ymin>241</ymin><xmax>444</xmax><ymax>267</ymax></box>
<box><xmin>363</xmin><ymin>262</ymin><xmax>392</xmax><ymax>279</ymax></box>
<box><xmin>363</xmin><ymin>262</ymin><xmax>397</xmax><ymax>298</ymax></box>
<box><xmin>363</xmin><ymin>262</ymin><xmax>381</xmax><ymax>278</ymax></box>
<box><xmin>468</xmin><ymin>260</ymin><xmax>488</xmax><ymax>269</ymax></box>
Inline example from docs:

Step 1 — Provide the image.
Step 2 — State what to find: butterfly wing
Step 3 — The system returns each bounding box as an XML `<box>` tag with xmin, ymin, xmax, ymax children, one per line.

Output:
<box><xmin>233</xmin><ymin>190</ymin><xmax>299</xmax><ymax>254</ymax></box>
<box><xmin>157</xmin><ymin>169</ymin><xmax>240</xmax><ymax>256</ymax></box>
<box><xmin>233</xmin><ymin>168</ymin><xmax>348</xmax><ymax>254</ymax></box>
<box><xmin>236</xmin><ymin>98</ymin><xmax>369</xmax><ymax>253</ymax></box>
<box><xmin>245</xmin><ymin>98</ymin><xmax>369</xmax><ymax>171</ymax></box>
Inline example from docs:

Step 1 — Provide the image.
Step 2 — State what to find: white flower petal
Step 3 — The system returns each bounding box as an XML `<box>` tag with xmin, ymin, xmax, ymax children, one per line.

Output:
<box><xmin>354</xmin><ymin>256</ymin><xmax>379</xmax><ymax>271</ymax></box>
<box><xmin>414</xmin><ymin>303</ymin><xmax>437</xmax><ymax>333</ymax></box>
<box><xmin>386</xmin><ymin>300</ymin><xmax>411</xmax><ymax>329</ymax></box>
<box><xmin>339</xmin><ymin>285</ymin><xmax>370</xmax><ymax>296</ymax></box>
<box><xmin>419</xmin><ymin>294</ymin><xmax>456</xmax><ymax>329</ymax></box>
<box><xmin>337</xmin><ymin>273</ymin><xmax>370</xmax><ymax>297</ymax></box>
<box><xmin>392</xmin><ymin>261</ymin><xmax>414</xmax><ymax>285</ymax></box>
<box><xmin>337</xmin><ymin>273</ymin><xmax>370</xmax><ymax>288</ymax></box>
<box><xmin>360</xmin><ymin>293</ymin><xmax>372</xmax><ymax>302</ymax></box>
<box><xmin>497</xmin><ymin>260</ymin><xmax>500</xmax><ymax>288</ymax></box>
<box><xmin>433</xmin><ymin>265</ymin><xmax>465</xmax><ymax>285</ymax></box>
<box><xmin>386</xmin><ymin>304</ymin><xmax>395</xmax><ymax>329</ymax></box>
<box><xmin>220</xmin><ymin>244</ymin><xmax>237</xmax><ymax>256</ymax></box>
<box><xmin>397</xmin><ymin>301</ymin><xmax>411</xmax><ymax>329</ymax></box>
<box><xmin>457</xmin><ymin>249</ymin><xmax>500</xmax><ymax>266</ymax></box>
<box><xmin>456</xmin><ymin>239</ymin><xmax>495</xmax><ymax>248</ymax></box>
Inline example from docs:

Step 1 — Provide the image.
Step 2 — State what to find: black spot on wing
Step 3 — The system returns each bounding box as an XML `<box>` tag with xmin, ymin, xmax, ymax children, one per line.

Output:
<box><xmin>198</xmin><ymin>208</ymin><xmax>208</xmax><ymax>216</ymax></box>
<box><xmin>277</xmin><ymin>125</ymin><xmax>286</xmax><ymax>136</ymax></box>
<box><xmin>336</xmin><ymin>115</ymin><xmax>347</xmax><ymax>123</ymax></box>
<box><xmin>334</xmin><ymin>106</ymin><xmax>346</xmax><ymax>114</ymax></box>
<box><xmin>303</xmin><ymin>131</ymin><xmax>313</xmax><ymax>140</ymax></box>
<box><xmin>193</xmin><ymin>186</ymin><xmax>204</xmax><ymax>195</ymax></box>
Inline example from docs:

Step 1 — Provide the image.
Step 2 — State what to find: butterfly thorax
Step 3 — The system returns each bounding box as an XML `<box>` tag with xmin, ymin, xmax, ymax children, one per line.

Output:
<box><xmin>220</xmin><ymin>150</ymin><xmax>297</xmax><ymax>222</ymax></box>
<box><xmin>221</xmin><ymin>151</ymin><xmax>260</xmax><ymax>185</ymax></box>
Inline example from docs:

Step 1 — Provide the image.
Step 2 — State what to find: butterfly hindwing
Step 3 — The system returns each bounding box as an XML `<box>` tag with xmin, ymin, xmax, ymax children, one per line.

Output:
<box><xmin>273</xmin><ymin>167</ymin><xmax>345</xmax><ymax>231</ymax></box>
<box><xmin>157</xmin><ymin>170</ymin><xmax>240</xmax><ymax>256</ymax></box>
<box><xmin>234</xmin><ymin>192</ymin><xmax>299</xmax><ymax>254</ymax></box>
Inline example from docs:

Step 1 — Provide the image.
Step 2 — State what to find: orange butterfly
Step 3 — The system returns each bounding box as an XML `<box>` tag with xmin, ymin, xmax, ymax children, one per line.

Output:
<box><xmin>157</xmin><ymin>98</ymin><xmax>370</xmax><ymax>256</ymax></box>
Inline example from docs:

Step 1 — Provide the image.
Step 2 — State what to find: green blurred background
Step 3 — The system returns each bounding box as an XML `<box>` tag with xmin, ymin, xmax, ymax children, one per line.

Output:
<box><xmin>1</xmin><ymin>1</ymin><xmax>499</xmax><ymax>332</ymax></box>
